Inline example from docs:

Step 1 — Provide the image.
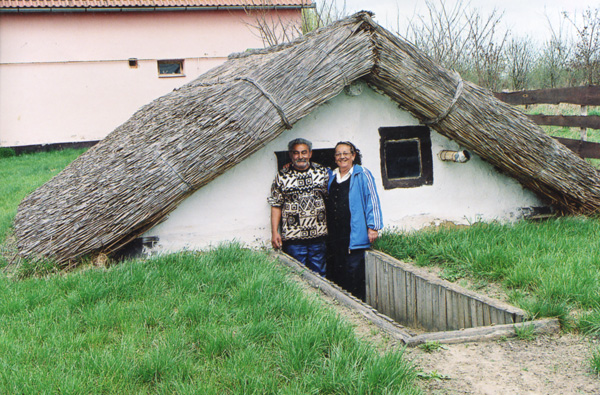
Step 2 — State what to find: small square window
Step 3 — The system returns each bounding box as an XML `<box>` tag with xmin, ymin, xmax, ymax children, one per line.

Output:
<box><xmin>157</xmin><ymin>59</ymin><xmax>184</xmax><ymax>77</ymax></box>
<box><xmin>379</xmin><ymin>126</ymin><xmax>433</xmax><ymax>189</ymax></box>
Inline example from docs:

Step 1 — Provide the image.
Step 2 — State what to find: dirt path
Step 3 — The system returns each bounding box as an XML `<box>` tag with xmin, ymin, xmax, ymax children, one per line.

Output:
<box><xmin>404</xmin><ymin>333</ymin><xmax>599</xmax><ymax>394</ymax></box>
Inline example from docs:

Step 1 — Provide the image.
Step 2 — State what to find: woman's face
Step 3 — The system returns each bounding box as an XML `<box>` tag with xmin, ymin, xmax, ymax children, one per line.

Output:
<box><xmin>335</xmin><ymin>144</ymin><xmax>356</xmax><ymax>171</ymax></box>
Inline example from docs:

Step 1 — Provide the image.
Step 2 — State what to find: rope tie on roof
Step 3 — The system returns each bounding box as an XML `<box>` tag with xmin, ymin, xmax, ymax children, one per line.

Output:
<box><xmin>424</xmin><ymin>73</ymin><xmax>464</xmax><ymax>125</ymax></box>
<box><xmin>157</xmin><ymin>153</ymin><xmax>193</xmax><ymax>191</ymax></box>
<box><xmin>234</xmin><ymin>77</ymin><xmax>292</xmax><ymax>129</ymax></box>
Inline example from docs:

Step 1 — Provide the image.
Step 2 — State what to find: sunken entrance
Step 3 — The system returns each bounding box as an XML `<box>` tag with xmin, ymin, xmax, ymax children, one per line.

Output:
<box><xmin>276</xmin><ymin>250</ymin><xmax>560</xmax><ymax>346</ymax></box>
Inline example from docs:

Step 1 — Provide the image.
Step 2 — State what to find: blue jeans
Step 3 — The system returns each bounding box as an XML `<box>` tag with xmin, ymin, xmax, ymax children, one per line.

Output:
<box><xmin>283</xmin><ymin>240</ymin><xmax>327</xmax><ymax>276</ymax></box>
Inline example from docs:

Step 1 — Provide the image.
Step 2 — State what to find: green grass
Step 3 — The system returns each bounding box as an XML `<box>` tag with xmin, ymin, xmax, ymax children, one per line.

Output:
<box><xmin>591</xmin><ymin>346</ymin><xmax>600</xmax><ymax>376</ymax></box>
<box><xmin>0</xmin><ymin>246</ymin><xmax>421</xmax><ymax>394</ymax></box>
<box><xmin>0</xmin><ymin>148</ymin><xmax>87</xmax><ymax>244</ymax></box>
<box><xmin>374</xmin><ymin>218</ymin><xmax>600</xmax><ymax>328</ymax></box>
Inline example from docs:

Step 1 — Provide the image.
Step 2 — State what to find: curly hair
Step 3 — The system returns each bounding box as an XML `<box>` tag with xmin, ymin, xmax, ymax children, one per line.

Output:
<box><xmin>335</xmin><ymin>141</ymin><xmax>362</xmax><ymax>165</ymax></box>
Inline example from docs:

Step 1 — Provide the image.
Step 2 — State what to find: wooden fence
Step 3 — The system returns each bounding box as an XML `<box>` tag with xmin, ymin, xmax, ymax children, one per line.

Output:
<box><xmin>365</xmin><ymin>250</ymin><xmax>525</xmax><ymax>332</ymax></box>
<box><xmin>494</xmin><ymin>86</ymin><xmax>600</xmax><ymax>160</ymax></box>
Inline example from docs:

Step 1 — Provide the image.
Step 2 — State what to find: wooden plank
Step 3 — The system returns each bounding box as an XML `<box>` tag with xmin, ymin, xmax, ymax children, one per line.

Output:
<box><xmin>422</xmin><ymin>279</ymin><xmax>435</xmax><ymax>331</ymax></box>
<box><xmin>405</xmin><ymin>318</ymin><xmax>561</xmax><ymax>347</ymax></box>
<box><xmin>446</xmin><ymin>289</ymin><xmax>459</xmax><ymax>331</ymax></box>
<box><xmin>469</xmin><ymin>298</ymin><xmax>478</xmax><ymax>328</ymax></box>
<box><xmin>494</xmin><ymin>86</ymin><xmax>600</xmax><ymax>106</ymax></box>
<box><xmin>373</xmin><ymin>256</ymin><xmax>384</xmax><ymax>312</ymax></box>
<box><xmin>381</xmin><ymin>257</ymin><xmax>389</xmax><ymax>313</ymax></box>
<box><xmin>459</xmin><ymin>294</ymin><xmax>469</xmax><ymax>329</ymax></box>
<box><xmin>529</xmin><ymin>114</ymin><xmax>600</xmax><ymax>130</ymax></box>
<box><xmin>482</xmin><ymin>304</ymin><xmax>491</xmax><ymax>326</ymax></box>
<box><xmin>432</xmin><ymin>283</ymin><xmax>446</xmax><ymax>331</ymax></box>
<box><xmin>396</xmin><ymin>265</ymin><xmax>407</xmax><ymax>324</ymax></box>
<box><xmin>365</xmin><ymin>253</ymin><xmax>374</xmax><ymax>306</ymax></box>
<box><xmin>422</xmin><ymin>281</ymin><xmax>434</xmax><ymax>331</ymax></box>
<box><xmin>490</xmin><ymin>306</ymin><xmax>500</xmax><ymax>325</ymax></box>
<box><xmin>554</xmin><ymin>137</ymin><xmax>600</xmax><ymax>159</ymax></box>
<box><xmin>430</xmin><ymin>283</ymin><xmax>439</xmax><ymax>331</ymax></box>
<box><xmin>405</xmin><ymin>272</ymin><xmax>417</xmax><ymax>327</ymax></box>
<box><xmin>476</xmin><ymin>301</ymin><xmax>485</xmax><ymax>327</ymax></box>
<box><xmin>388</xmin><ymin>263</ymin><xmax>397</xmax><ymax>322</ymax></box>
<box><xmin>416</xmin><ymin>279</ymin><xmax>425</xmax><ymax>330</ymax></box>
<box><xmin>389</xmin><ymin>264</ymin><xmax>400</xmax><ymax>323</ymax></box>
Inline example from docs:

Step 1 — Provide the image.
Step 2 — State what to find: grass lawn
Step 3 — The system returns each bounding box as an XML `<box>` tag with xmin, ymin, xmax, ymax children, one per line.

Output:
<box><xmin>0</xmin><ymin>246</ymin><xmax>420</xmax><ymax>394</ymax></box>
<box><xmin>0</xmin><ymin>149</ymin><xmax>421</xmax><ymax>393</ymax></box>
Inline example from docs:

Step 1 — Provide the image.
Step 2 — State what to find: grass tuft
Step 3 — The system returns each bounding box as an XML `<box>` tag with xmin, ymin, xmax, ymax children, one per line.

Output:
<box><xmin>591</xmin><ymin>346</ymin><xmax>600</xmax><ymax>376</ymax></box>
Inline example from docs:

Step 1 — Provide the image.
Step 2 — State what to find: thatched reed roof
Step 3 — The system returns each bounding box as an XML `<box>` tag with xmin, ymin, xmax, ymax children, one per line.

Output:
<box><xmin>14</xmin><ymin>12</ymin><xmax>600</xmax><ymax>263</ymax></box>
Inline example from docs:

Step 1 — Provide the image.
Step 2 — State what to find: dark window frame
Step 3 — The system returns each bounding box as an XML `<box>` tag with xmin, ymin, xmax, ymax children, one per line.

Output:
<box><xmin>157</xmin><ymin>59</ymin><xmax>184</xmax><ymax>77</ymax></box>
<box><xmin>275</xmin><ymin>148</ymin><xmax>336</xmax><ymax>171</ymax></box>
<box><xmin>379</xmin><ymin>126</ymin><xmax>433</xmax><ymax>189</ymax></box>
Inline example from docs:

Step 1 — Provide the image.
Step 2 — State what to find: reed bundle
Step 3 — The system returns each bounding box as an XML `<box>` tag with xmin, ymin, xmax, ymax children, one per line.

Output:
<box><xmin>13</xmin><ymin>12</ymin><xmax>600</xmax><ymax>264</ymax></box>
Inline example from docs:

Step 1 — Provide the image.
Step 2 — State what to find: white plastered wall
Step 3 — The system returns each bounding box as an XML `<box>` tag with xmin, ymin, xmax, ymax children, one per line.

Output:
<box><xmin>144</xmin><ymin>83</ymin><xmax>543</xmax><ymax>253</ymax></box>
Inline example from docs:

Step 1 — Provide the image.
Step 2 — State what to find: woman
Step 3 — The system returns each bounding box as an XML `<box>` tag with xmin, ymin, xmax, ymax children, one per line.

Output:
<box><xmin>326</xmin><ymin>141</ymin><xmax>383</xmax><ymax>301</ymax></box>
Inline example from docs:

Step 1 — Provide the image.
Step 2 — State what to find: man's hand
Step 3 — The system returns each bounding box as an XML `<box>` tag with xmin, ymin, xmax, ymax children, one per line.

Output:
<box><xmin>272</xmin><ymin>232</ymin><xmax>283</xmax><ymax>249</ymax></box>
<box><xmin>368</xmin><ymin>228</ymin><xmax>379</xmax><ymax>244</ymax></box>
<box><xmin>271</xmin><ymin>206</ymin><xmax>283</xmax><ymax>250</ymax></box>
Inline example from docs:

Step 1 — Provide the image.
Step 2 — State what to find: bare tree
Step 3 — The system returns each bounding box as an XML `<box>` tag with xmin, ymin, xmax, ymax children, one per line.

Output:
<box><xmin>244</xmin><ymin>0</ymin><xmax>347</xmax><ymax>48</ymax></box>
<box><xmin>400</xmin><ymin>0</ymin><xmax>472</xmax><ymax>74</ymax></box>
<box><xmin>465</xmin><ymin>8</ymin><xmax>508</xmax><ymax>91</ymax></box>
<box><xmin>398</xmin><ymin>0</ymin><xmax>508</xmax><ymax>90</ymax></box>
<box><xmin>243</xmin><ymin>1</ymin><xmax>305</xmax><ymax>47</ymax></box>
<box><xmin>539</xmin><ymin>12</ymin><xmax>572</xmax><ymax>88</ymax></box>
<box><xmin>505</xmin><ymin>37</ymin><xmax>537</xmax><ymax>90</ymax></box>
<box><xmin>563</xmin><ymin>7</ymin><xmax>600</xmax><ymax>85</ymax></box>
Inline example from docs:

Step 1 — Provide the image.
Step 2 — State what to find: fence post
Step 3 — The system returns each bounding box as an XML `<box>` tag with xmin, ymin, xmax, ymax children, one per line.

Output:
<box><xmin>580</xmin><ymin>105</ymin><xmax>588</xmax><ymax>141</ymax></box>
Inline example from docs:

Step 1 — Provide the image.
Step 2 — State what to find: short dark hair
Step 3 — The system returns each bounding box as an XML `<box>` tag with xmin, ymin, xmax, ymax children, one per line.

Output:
<box><xmin>288</xmin><ymin>138</ymin><xmax>312</xmax><ymax>152</ymax></box>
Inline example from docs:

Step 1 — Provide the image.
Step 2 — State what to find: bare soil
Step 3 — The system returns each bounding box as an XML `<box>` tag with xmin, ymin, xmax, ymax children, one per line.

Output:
<box><xmin>296</xmin><ymin>270</ymin><xmax>600</xmax><ymax>394</ymax></box>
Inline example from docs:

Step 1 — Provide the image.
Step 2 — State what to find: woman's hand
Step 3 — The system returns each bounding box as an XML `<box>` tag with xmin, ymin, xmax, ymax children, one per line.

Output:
<box><xmin>368</xmin><ymin>228</ymin><xmax>379</xmax><ymax>244</ymax></box>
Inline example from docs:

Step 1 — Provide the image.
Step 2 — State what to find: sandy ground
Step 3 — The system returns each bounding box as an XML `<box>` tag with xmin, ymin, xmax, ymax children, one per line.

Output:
<box><xmin>298</xmin><ymin>272</ymin><xmax>600</xmax><ymax>395</ymax></box>
<box><xmin>404</xmin><ymin>333</ymin><xmax>599</xmax><ymax>394</ymax></box>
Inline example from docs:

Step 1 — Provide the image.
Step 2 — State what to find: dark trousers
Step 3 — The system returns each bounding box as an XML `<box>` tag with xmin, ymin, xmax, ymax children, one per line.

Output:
<box><xmin>327</xmin><ymin>240</ymin><xmax>366</xmax><ymax>301</ymax></box>
<box><xmin>283</xmin><ymin>240</ymin><xmax>327</xmax><ymax>276</ymax></box>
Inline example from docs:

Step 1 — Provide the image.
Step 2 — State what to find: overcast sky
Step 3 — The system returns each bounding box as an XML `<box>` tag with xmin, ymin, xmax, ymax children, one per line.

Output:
<box><xmin>328</xmin><ymin>0</ymin><xmax>597</xmax><ymax>41</ymax></box>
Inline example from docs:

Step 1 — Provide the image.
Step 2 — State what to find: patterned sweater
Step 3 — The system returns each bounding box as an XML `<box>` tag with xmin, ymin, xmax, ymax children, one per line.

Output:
<box><xmin>268</xmin><ymin>162</ymin><xmax>329</xmax><ymax>241</ymax></box>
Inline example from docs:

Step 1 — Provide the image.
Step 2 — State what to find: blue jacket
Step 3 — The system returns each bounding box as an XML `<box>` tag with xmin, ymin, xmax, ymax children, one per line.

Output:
<box><xmin>328</xmin><ymin>165</ymin><xmax>383</xmax><ymax>250</ymax></box>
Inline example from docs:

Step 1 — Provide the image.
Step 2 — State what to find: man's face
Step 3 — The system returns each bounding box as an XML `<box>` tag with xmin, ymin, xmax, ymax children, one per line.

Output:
<box><xmin>289</xmin><ymin>143</ymin><xmax>312</xmax><ymax>171</ymax></box>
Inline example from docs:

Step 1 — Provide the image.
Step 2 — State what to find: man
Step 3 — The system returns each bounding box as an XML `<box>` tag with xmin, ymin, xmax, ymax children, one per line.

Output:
<box><xmin>268</xmin><ymin>138</ymin><xmax>329</xmax><ymax>275</ymax></box>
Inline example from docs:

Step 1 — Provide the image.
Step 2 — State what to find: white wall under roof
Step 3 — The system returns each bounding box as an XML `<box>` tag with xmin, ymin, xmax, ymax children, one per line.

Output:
<box><xmin>143</xmin><ymin>83</ymin><xmax>543</xmax><ymax>253</ymax></box>
<box><xmin>0</xmin><ymin>9</ymin><xmax>300</xmax><ymax>147</ymax></box>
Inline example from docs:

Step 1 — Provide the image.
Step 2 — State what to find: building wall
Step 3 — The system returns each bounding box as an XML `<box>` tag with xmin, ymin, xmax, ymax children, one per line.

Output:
<box><xmin>144</xmin><ymin>84</ymin><xmax>543</xmax><ymax>253</ymax></box>
<box><xmin>0</xmin><ymin>9</ymin><xmax>300</xmax><ymax>146</ymax></box>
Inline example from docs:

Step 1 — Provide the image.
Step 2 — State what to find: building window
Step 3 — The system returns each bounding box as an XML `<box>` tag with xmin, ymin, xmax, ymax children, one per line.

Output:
<box><xmin>157</xmin><ymin>59</ymin><xmax>184</xmax><ymax>77</ymax></box>
<box><xmin>379</xmin><ymin>126</ymin><xmax>433</xmax><ymax>189</ymax></box>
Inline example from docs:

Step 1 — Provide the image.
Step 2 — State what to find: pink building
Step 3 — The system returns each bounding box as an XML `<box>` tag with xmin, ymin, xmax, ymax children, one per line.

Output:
<box><xmin>0</xmin><ymin>0</ymin><xmax>311</xmax><ymax>149</ymax></box>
